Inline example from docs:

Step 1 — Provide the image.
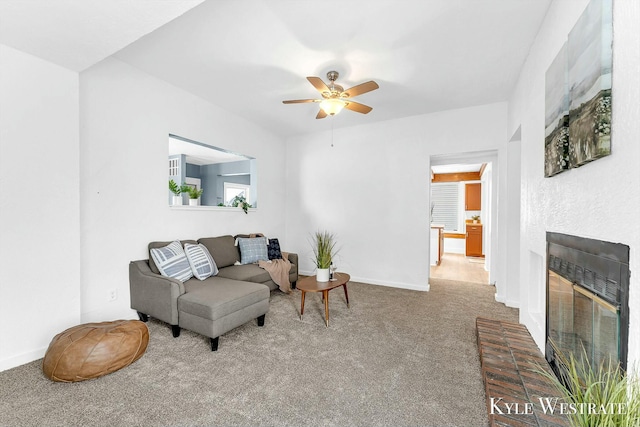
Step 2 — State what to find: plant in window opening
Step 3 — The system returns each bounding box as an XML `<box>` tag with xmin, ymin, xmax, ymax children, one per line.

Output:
<box><xmin>186</xmin><ymin>186</ymin><xmax>204</xmax><ymax>200</ymax></box>
<box><xmin>169</xmin><ymin>179</ymin><xmax>180</xmax><ymax>196</ymax></box>
<box><xmin>169</xmin><ymin>179</ymin><xmax>191</xmax><ymax>205</ymax></box>
<box><xmin>169</xmin><ymin>179</ymin><xmax>191</xmax><ymax>196</ymax></box>
<box><xmin>230</xmin><ymin>194</ymin><xmax>252</xmax><ymax>214</ymax></box>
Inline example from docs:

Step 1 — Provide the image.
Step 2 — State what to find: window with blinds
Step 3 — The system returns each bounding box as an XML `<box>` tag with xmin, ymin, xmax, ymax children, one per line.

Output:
<box><xmin>169</xmin><ymin>158</ymin><xmax>180</xmax><ymax>177</ymax></box>
<box><xmin>431</xmin><ymin>183</ymin><xmax>459</xmax><ymax>231</ymax></box>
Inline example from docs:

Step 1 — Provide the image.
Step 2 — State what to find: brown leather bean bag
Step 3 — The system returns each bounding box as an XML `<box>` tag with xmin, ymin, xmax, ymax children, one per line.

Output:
<box><xmin>42</xmin><ymin>320</ymin><xmax>149</xmax><ymax>382</ymax></box>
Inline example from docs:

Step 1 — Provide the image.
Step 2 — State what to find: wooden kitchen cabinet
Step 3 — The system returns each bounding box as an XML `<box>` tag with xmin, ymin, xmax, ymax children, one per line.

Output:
<box><xmin>465</xmin><ymin>183</ymin><xmax>481</xmax><ymax>210</ymax></box>
<box><xmin>465</xmin><ymin>224</ymin><xmax>483</xmax><ymax>257</ymax></box>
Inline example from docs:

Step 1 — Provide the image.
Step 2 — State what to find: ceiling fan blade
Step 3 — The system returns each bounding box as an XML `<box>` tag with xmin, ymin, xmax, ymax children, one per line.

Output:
<box><xmin>342</xmin><ymin>81</ymin><xmax>379</xmax><ymax>98</ymax></box>
<box><xmin>316</xmin><ymin>109</ymin><xmax>328</xmax><ymax>119</ymax></box>
<box><xmin>282</xmin><ymin>99</ymin><xmax>319</xmax><ymax>104</ymax></box>
<box><xmin>307</xmin><ymin>76</ymin><xmax>330</xmax><ymax>94</ymax></box>
<box><xmin>344</xmin><ymin>101</ymin><xmax>373</xmax><ymax>114</ymax></box>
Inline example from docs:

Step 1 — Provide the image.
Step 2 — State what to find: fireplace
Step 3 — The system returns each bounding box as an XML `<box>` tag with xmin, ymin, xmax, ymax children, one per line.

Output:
<box><xmin>546</xmin><ymin>232</ymin><xmax>630</xmax><ymax>380</ymax></box>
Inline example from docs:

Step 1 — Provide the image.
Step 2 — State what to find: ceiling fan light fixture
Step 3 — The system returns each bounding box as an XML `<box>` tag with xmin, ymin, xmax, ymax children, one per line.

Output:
<box><xmin>283</xmin><ymin>71</ymin><xmax>378</xmax><ymax>119</ymax></box>
<box><xmin>319</xmin><ymin>98</ymin><xmax>346</xmax><ymax>116</ymax></box>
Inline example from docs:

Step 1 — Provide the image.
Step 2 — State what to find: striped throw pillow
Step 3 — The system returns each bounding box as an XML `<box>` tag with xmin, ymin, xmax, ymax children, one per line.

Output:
<box><xmin>184</xmin><ymin>243</ymin><xmax>218</xmax><ymax>280</ymax></box>
<box><xmin>149</xmin><ymin>241</ymin><xmax>193</xmax><ymax>282</ymax></box>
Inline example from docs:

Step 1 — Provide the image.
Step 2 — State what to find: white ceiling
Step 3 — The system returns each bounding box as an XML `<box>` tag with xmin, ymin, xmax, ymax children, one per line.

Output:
<box><xmin>0</xmin><ymin>0</ymin><xmax>551</xmax><ymax>138</ymax></box>
<box><xmin>0</xmin><ymin>0</ymin><xmax>205</xmax><ymax>71</ymax></box>
<box><xmin>168</xmin><ymin>135</ymin><xmax>251</xmax><ymax>166</ymax></box>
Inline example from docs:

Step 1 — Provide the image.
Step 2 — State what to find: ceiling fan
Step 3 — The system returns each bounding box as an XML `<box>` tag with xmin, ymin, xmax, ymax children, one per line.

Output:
<box><xmin>282</xmin><ymin>71</ymin><xmax>379</xmax><ymax>119</ymax></box>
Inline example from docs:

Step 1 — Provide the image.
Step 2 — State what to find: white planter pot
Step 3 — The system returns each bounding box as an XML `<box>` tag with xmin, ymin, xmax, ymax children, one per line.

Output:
<box><xmin>316</xmin><ymin>268</ymin><xmax>330</xmax><ymax>282</ymax></box>
<box><xmin>172</xmin><ymin>195</ymin><xmax>183</xmax><ymax>206</ymax></box>
<box><xmin>189</xmin><ymin>198</ymin><xmax>199</xmax><ymax>206</ymax></box>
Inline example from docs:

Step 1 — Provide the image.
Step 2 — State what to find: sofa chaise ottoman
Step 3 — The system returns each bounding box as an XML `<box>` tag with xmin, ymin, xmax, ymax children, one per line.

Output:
<box><xmin>129</xmin><ymin>235</ymin><xmax>298</xmax><ymax>350</ymax></box>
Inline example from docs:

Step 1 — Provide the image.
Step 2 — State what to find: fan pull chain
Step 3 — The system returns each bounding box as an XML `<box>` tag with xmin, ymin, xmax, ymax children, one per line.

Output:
<box><xmin>331</xmin><ymin>116</ymin><xmax>334</xmax><ymax>147</ymax></box>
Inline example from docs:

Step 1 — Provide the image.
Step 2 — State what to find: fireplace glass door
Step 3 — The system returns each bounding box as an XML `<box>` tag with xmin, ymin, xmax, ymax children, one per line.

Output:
<box><xmin>546</xmin><ymin>232</ymin><xmax>629</xmax><ymax>379</ymax></box>
<box><xmin>548</xmin><ymin>270</ymin><xmax>620</xmax><ymax>369</ymax></box>
<box><xmin>548</xmin><ymin>271</ymin><xmax>576</xmax><ymax>359</ymax></box>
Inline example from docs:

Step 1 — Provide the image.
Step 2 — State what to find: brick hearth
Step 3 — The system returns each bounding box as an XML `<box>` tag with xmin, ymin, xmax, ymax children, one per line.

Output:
<box><xmin>476</xmin><ymin>318</ymin><xmax>569</xmax><ymax>427</ymax></box>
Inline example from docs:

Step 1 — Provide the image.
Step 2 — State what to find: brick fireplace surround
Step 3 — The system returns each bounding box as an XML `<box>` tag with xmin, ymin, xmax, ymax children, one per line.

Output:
<box><xmin>477</xmin><ymin>318</ymin><xmax>570</xmax><ymax>427</ymax></box>
<box><xmin>477</xmin><ymin>232</ymin><xmax>630</xmax><ymax>427</ymax></box>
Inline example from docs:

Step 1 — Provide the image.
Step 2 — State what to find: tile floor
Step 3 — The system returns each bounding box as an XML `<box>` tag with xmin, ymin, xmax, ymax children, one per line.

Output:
<box><xmin>430</xmin><ymin>253</ymin><xmax>489</xmax><ymax>284</ymax></box>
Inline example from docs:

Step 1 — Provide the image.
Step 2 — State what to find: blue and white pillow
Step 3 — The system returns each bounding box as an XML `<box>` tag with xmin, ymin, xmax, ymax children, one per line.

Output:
<box><xmin>149</xmin><ymin>241</ymin><xmax>193</xmax><ymax>282</ymax></box>
<box><xmin>184</xmin><ymin>243</ymin><xmax>218</xmax><ymax>280</ymax></box>
<box><xmin>238</xmin><ymin>237</ymin><xmax>269</xmax><ymax>264</ymax></box>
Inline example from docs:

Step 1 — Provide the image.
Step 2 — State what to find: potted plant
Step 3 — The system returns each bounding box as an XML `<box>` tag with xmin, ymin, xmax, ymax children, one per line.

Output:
<box><xmin>169</xmin><ymin>179</ymin><xmax>190</xmax><ymax>206</ymax></box>
<box><xmin>540</xmin><ymin>348</ymin><xmax>640</xmax><ymax>427</ymax></box>
<box><xmin>230</xmin><ymin>194</ymin><xmax>251</xmax><ymax>214</ymax></box>
<box><xmin>471</xmin><ymin>215</ymin><xmax>480</xmax><ymax>224</ymax></box>
<box><xmin>311</xmin><ymin>230</ymin><xmax>338</xmax><ymax>282</ymax></box>
<box><xmin>187</xmin><ymin>186</ymin><xmax>204</xmax><ymax>206</ymax></box>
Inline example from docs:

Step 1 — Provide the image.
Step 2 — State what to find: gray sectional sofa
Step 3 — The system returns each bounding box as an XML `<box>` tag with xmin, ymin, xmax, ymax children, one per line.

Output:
<box><xmin>129</xmin><ymin>235</ymin><xmax>298</xmax><ymax>351</ymax></box>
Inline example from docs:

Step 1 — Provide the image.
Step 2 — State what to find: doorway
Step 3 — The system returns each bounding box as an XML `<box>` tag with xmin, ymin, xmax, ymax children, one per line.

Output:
<box><xmin>429</xmin><ymin>151</ymin><xmax>498</xmax><ymax>285</ymax></box>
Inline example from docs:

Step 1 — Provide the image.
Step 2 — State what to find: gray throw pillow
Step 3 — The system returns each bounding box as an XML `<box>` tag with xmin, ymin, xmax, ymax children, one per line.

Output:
<box><xmin>238</xmin><ymin>237</ymin><xmax>269</xmax><ymax>264</ymax></box>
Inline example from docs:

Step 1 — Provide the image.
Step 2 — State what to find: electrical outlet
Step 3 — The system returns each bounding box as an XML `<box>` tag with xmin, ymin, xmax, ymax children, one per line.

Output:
<box><xmin>108</xmin><ymin>289</ymin><xmax>118</xmax><ymax>301</ymax></box>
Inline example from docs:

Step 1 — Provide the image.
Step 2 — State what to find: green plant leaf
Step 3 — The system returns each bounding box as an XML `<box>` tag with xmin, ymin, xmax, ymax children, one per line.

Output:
<box><xmin>187</xmin><ymin>186</ymin><xmax>204</xmax><ymax>199</ymax></box>
<box><xmin>536</xmin><ymin>346</ymin><xmax>640</xmax><ymax>427</ymax></box>
<box><xmin>169</xmin><ymin>179</ymin><xmax>181</xmax><ymax>196</ymax></box>
<box><xmin>229</xmin><ymin>194</ymin><xmax>251</xmax><ymax>213</ymax></box>
<box><xmin>310</xmin><ymin>230</ymin><xmax>339</xmax><ymax>269</ymax></box>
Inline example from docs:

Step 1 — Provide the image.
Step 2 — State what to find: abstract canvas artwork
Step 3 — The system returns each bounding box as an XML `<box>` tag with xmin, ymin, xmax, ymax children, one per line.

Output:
<box><xmin>544</xmin><ymin>42</ymin><xmax>569</xmax><ymax>177</ymax></box>
<box><xmin>567</xmin><ymin>0</ymin><xmax>612</xmax><ymax>167</ymax></box>
<box><xmin>544</xmin><ymin>0</ymin><xmax>612</xmax><ymax>177</ymax></box>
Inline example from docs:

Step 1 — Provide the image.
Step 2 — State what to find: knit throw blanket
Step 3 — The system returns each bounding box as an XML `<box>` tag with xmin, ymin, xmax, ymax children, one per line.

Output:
<box><xmin>258</xmin><ymin>252</ymin><xmax>292</xmax><ymax>293</ymax></box>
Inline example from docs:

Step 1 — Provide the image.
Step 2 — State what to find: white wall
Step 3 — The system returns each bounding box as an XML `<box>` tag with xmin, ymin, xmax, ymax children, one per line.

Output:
<box><xmin>0</xmin><ymin>44</ymin><xmax>81</xmax><ymax>371</ymax></box>
<box><xmin>509</xmin><ymin>0</ymin><xmax>640</xmax><ymax>368</ymax></box>
<box><xmin>481</xmin><ymin>162</ymin><xmax>493</xmax><ymax>279</ymax></box>
<box><xmin>285</xmin><ymin>103</ymin><xmax>508</xmax><ymax>291</ymax></box>
<box><xmin>504</xmin><ymin>138</ymin><xmax>522</xmax><ymax>307</ymax></box>
<box><xmin>443</xmin><ymin>238</ymin><xmax>465</xmax><ymax>254</ymax></box>
<box><xmin>79</xmin><ymin>57</ymin><xmax>288</xmax><ymax>322</ymax></box>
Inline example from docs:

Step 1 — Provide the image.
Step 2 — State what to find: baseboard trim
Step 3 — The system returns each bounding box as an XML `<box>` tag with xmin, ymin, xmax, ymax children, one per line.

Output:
<box><xmin>356</xmin><ymin>277</ymin><xmax>430</xmax><ymax>292</ymax></box>
<box><xmin>299</xmin><ymin>271</ymin><xmax>430</xmax><ymax>292</ymax></box>
<box><xmin>81</xmin><ymin>307</ymin><xmax>138</xmax><ymax>324</ymax></box>
<box><xmin>505</xmin><ymin>299</ymin><xmax>520</xmax><ymax>309</ymax></box>
<box><xmin>0</xmin><ymin>347</ymin><xmax>47</xmax><ymax>373</ymax></box>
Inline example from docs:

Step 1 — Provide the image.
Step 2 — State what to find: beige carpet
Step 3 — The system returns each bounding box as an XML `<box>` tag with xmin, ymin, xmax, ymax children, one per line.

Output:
<box><xmin>0</xmin><ymin>279</ymin><xmax>518</xmax><ymax>427</ymax></box>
